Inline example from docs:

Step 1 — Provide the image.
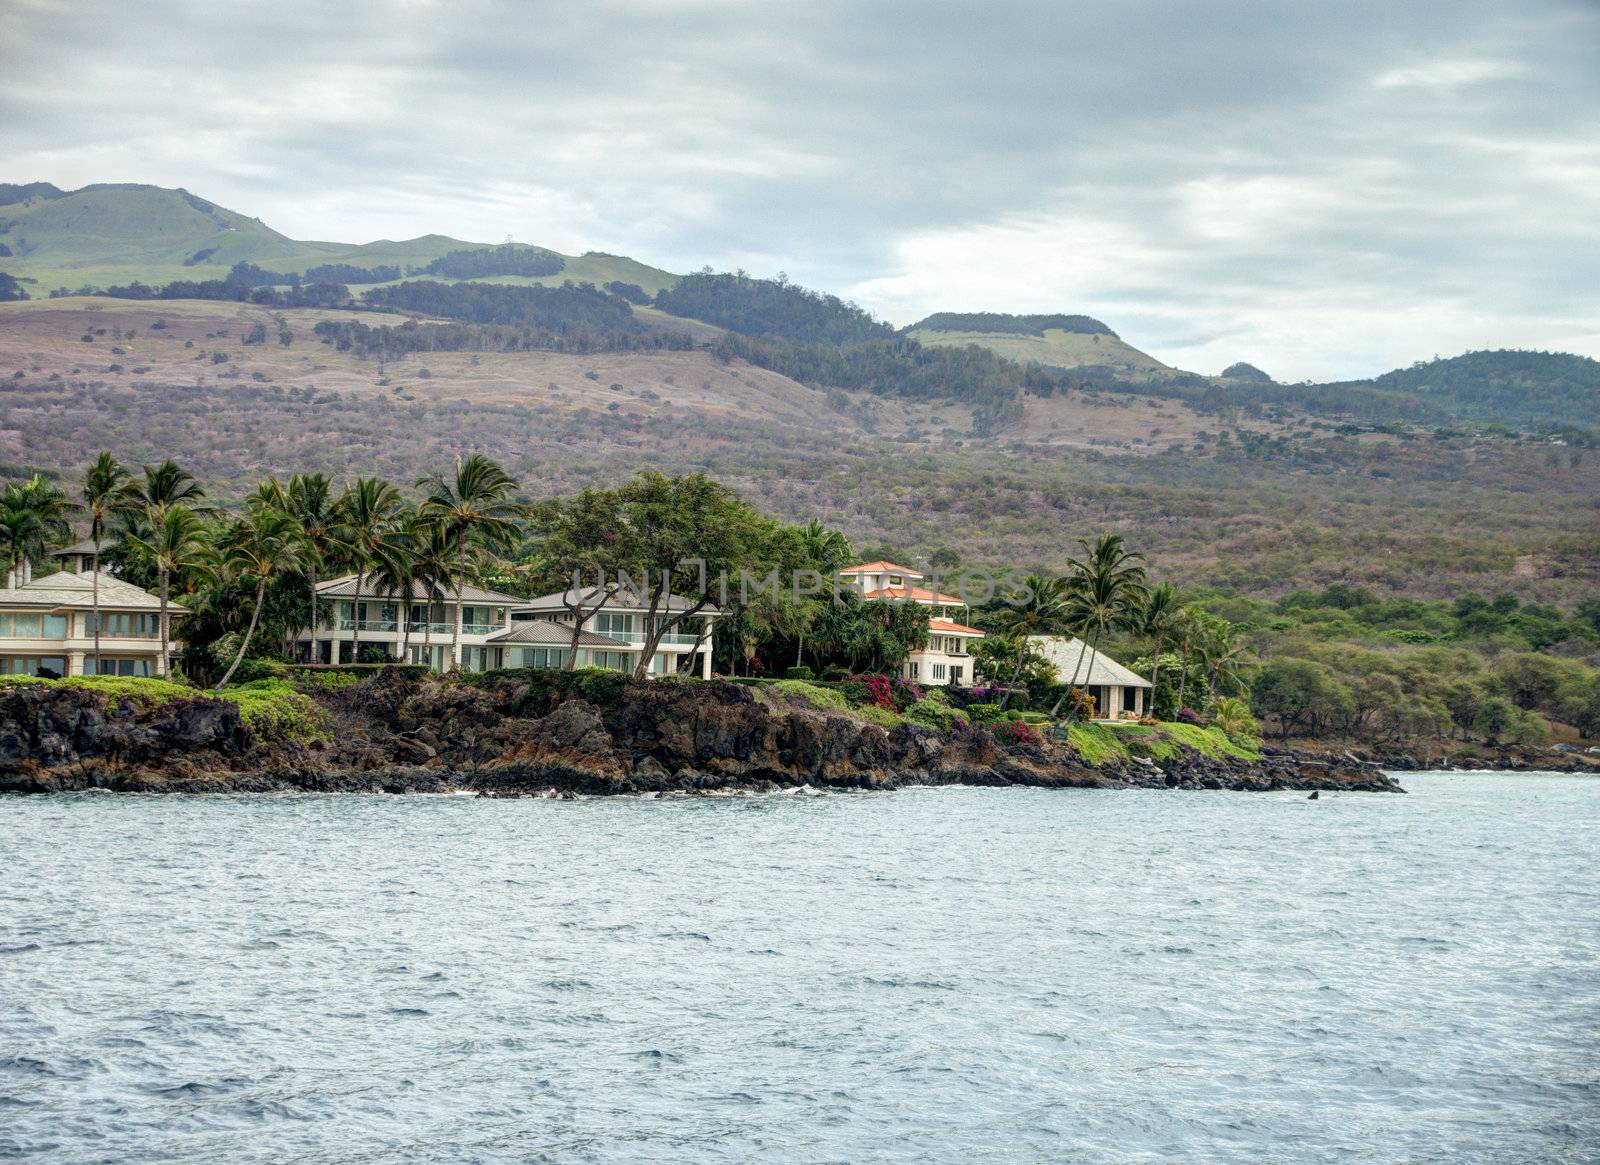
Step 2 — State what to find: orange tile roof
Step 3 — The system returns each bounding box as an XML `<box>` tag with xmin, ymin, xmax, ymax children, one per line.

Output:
<box><xmin>928</xmin><ymin>617</ymin><xmax>984</xmax><ymax>635</ymax></box>
<box><xmin>864</xmin><ymin>585</ymin><xmax>966</xmax><ymax>605</ymax></box>
<box><xmin>838</xmin><ymin>561</ymin><xmax>923</xmax><ymax>578</ymax></box>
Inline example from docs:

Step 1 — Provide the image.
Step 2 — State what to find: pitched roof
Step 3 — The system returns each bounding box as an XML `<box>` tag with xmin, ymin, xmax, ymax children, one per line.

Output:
<box><xmin>863</xmin><ymin>585</ymin><xmax>967</xmax><ymax>606</ymax></box>
<box><xmin>1026</xmin><ymin>636</ymin><xmax>1151</xmax><ymax>687</ymax></box>
<box><xmin>490</xmin><ymin>619</ymin><xmax>628</xmax><ymax>647</ymax></box>
<box><xmin>518</xmin><ymin>585</ymin><xmax>720</xmax><ymax>616</ymax></box>
<box><xmin>928</xmin><ymin>617</ymin><xmax>985</xmax><ymax>636</ymax></box>
<box><xmin>2</xmin><ymin>569</ymin><xmax>180</xmax><ymax>612</ymax></box>
<box><xmin>315</xmin><ymin>575</ymin><xmax>527</xmax><ymax>605</ymax></box>
<box><xmin>838</xmin><ymin>561</ymin><xmax>923</xmax><ymax>578</ymax></box>
<box><xmin>52</xmin><ymin>538</ymin><xmax>112</xmax><ymax>557</ymax></box>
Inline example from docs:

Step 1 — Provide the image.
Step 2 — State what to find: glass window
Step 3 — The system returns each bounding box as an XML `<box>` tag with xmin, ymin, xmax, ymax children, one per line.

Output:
<box><xmin>932</xmin><ymin>663</ymin><xmax>946</xmax><ymax>680</ymax></box>
<box><xmin>594</xmin><ymin>612</ymin><xmax>635</xmax><ymax>636</ymax></box>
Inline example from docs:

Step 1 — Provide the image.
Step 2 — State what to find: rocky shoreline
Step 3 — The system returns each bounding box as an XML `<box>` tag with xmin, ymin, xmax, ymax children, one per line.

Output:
<box><xmin>0</xmin><ymin>671</ymin><xmax>1403</xmax><ymax>796</ymax></box>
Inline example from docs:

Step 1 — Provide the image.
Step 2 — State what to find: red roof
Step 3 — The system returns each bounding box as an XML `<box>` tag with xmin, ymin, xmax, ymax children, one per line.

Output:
<box><xmin>864</xmin><ymin>585</ymin><xmax>966</xmax><ymax>605</ymax></box>
<box><xmin>928</xmin><ymin>617</ymin><xmax>984</xmax><ymax>635</ymax></box>
<box><xmin>838</xmin><ymin>561</ymin><xmax>923</xmax><ymax>578</ymax></box>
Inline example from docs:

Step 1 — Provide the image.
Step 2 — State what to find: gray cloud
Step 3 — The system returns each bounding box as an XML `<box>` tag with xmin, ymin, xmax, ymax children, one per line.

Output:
<box><xmin>1</xmin><ymin>0</ymin><xmax>1596</xmax><ymax>379</ymax></box>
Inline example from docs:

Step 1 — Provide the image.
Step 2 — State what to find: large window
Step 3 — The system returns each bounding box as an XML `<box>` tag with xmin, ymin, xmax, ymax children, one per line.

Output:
<box><xmin>590</xmin><ymin>650</ymin><xmax>630</xmax><ymax>671</ymax></box>
<box><xmin>593</xmin><ymin>612</ymin><xmax>635</xmax><ymax>637</ymax></box>
<box><xmin>512</xmin><ymin>646</ymin><xmax>569</xmax><ymax>669</ymax></box>
<box><xmin>87</xmin><ymin>612</ymin><xmax>160</xmax><ymax>638</ymax></box>
<box><xmin>932</xmin><ymin>663</ymin><xmax>947</xmax><ymax>681</ymax></box>
<box><xmin>0</xmin><ymin>613</ymin><xmax>68</xmax><ymax>639</ymax></box>
<box><xmin>1</xmin><ymin>656</ymin><xmax>68</xmax><ymax>676</ymax></box>
<box><xmin>94</xmin><ymin>657</ymin><xmax>153</xmax><ymax>677</ymax></box>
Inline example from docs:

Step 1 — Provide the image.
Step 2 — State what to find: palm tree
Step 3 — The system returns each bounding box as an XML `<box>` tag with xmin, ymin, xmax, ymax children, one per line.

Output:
<box><xmin>1137</xmin><ymin>581</ymin><xmax>1184</xmax><ymax>712</ymax></box>
<box><xmin>213</xmin><ymin>507</ymin><xmax>303</xmax><ymax>688</ymax></box>
<box><xmin>367</xmin><ymin>512</ymin><xmax>428</xmax><ymax>662</ymax></box>
<box><xmin>404</xmin><ymin>516</ymin><xmax>455</xmax><ymax>669</ymax></box>
<box><xmin>277</xmin><ymin>473</ymin><xmax>339</xmax><ymax>657</ymax></box>
<box><xmin>123</xmin><ymin>506</ymin><xmax>208</xmax><ymax>678</ymax></box>
<box><xmin>1063</xmin><ymin>533</ymin><xmax>1148</xmax><ymax>691</ymax></box>
<box><xmin>416</xmin><ymin>455</ymin><xmax>524</xmax><ymax>670</ymax></box>
<box><xmin>993</xmin><ymin>573</ymin><xmax>1068</xmax><ymax>710</ymax></box>
<box><xmin>793</xmin><ymin>519</ymin><xmax>854</xmax><ymax>665</ymax></box>
<box><xmin>81</xmin><ymin>453</ymin><xmax>135</xmax><ymax>675</ymax></box>
<box><xmin>333</xmin><ymin>477</ymin><xmax>405</xmax><ymax>664</ymax></box>
<box><xmin>0</xmin><ymin>474</ymin><xmax>78</xmax><ymax>574</ymax></box>
<box><xmin>1198</xmin><ymin>617</ymin><xmax>1248</xmax><ymax>705</ymax></box>
<box><xmin>129</xmin><ymin>459</ymin><xmax>206</xmax><ymax>519</ymax></box>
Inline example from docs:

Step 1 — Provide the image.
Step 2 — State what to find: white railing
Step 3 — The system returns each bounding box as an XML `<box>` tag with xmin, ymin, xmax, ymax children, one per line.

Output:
<box><xmin>336</xmin><ymin>619</ymin><xmax>503</xmax><ymax>636</ymax></box>
<box><xmin>600</xmin><ymin>630</ymin><xmax>705</xmax><ymax>646</ymax></box>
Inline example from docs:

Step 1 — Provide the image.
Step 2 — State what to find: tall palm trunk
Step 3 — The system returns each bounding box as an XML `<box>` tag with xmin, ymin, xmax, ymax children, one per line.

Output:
<box><xmin>215</xmin><ymin>578</ymin><xmax>266</xmax><ymax>688</ymax></box>
<box><xmin>307</xmin><ymin>565</ymin><xmax>318</xmax><ymax>663</ymax></box>
<box><xmin>90</xmin><ymin>540</ymin><xmax>103</xmax><ymax>676</ymax></box>
<box><xmin>1149</xmin><ymin>643</ymin><xmax>1163</xmax><ymax>703</ymax></box>
<box><xmin>351</xmin><ymin>569</ymin><xmax>364</xmax><ymax>663</ymax></box>
<box><xmin>450</xmin><ymin>538</ymin><xmax>466</xmax><ymax>670</ymax></box>
<box><xmin>1176</xmin><ymin>641</ymin><xmax>1192</xmax><ymax>709</ymax></box>
<box><xmin>158</xmin><ymin>569</ymin><xmax>170</xmax><ymax>679</ymax></box>
<box><xmin>423</xmin><ymin>603</ymin><xmax>434</xmax><ymax>671</ymax></box>
<box><xmin>399</xmin><ymin>591</ymin><xmax>412</xmax><ymax>662</ymax></box>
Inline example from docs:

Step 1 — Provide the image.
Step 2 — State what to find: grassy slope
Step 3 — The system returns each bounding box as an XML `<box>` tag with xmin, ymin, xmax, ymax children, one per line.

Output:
<box><xmin>906</xmin><ymin>326</ymin><xmax>1174</xmax><ymax>375</ymax></box>
<box><xmin>1</xmin><ymin>184</ymin><xmax>679</xmax><ymax>295</ymax></box>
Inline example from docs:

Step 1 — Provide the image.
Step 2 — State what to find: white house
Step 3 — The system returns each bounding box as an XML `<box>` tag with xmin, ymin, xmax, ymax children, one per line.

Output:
<box><xmin>291</xmin><ymin>576</ymin><xmax>719</xmax><ymax>676</ymax></box>
<box><xmin>1</xmin><ymin>561</ymin><xmax>179</xmax><ymax>677</ymax></box>
<box><xmin>1027</xmin><ymin>635</ymin><xmax>1153</xmax><ymax>720</ymax></box>
<box><xmin>513</xmin><ymin>585</ymin><xmax>719</xmax><ymax>678</ymax></box>
<box><xmin>837</xmin><ymin>561</ymin><xmax>983</xmax><ymax>687</ymax></box>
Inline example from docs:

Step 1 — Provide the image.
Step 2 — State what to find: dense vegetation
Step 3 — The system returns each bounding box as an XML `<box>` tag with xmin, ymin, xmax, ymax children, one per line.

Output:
<box><xmin>312</xmin><ymin>318</ymin><xmax>694</xmax><ymax>358</ymax></box>
<box><xmin>299</xmin><ymin>262</ymin><xmax>402</xmax><ymax>284</ymax></box>
<box><xmin>654</xmin><ymin>271</ymin><xmax>895</xmax><ymax>345</ymax></box>
<box><xmin>359</xmin><ymin>280</ymin><xmax>643</xmax><ymax>333</ymax></box>
<box><xmin>910</xmin><ymin>312</ymin><xmax>1116</xmax><ymax>337</ymax></box>
<box><xmin>4</xmin><ymin>448</ymin><xmax>1596</xmax><ymax>755</ymax></box>
<box><xmin>1365</xmin><ymin>350</ymin><xmax>1600</xmax><ymax>428</ymax></box>
<box><xmin>419</xmin><ymin>244</ymin><xmax>565</xmax><ymax>279</ymax></box>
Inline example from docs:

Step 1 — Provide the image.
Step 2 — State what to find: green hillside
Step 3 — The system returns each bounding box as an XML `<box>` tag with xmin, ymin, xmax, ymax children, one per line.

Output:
<box><xmin>0</xmin><ymin>183</ymin><xmax>311</xmax><ymax>268</ymax></box>
<box><xmin>0</xmin><ymin>182</ymin><xmax>678</xmax><ymax>296</ymax></box>
<box><xmin>1363</xmin><ymin>350</ymin><xmax>1599</xmax><ymax>429</ymax></box>
<box><xmin>906</xmin><ymin>318</ymin><xmax>1174</xmax><ymax>376</ymax></box>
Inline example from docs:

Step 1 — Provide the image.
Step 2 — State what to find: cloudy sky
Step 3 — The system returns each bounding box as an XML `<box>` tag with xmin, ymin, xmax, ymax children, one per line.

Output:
<box><xmin>3</xmin><ymin>0</ymin><xmax>1597</xmax><ymax>380</ymax></box>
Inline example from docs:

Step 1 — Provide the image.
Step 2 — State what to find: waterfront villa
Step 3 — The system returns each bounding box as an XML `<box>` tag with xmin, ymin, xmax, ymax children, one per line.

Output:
<box><xmin>1026</xmin><ymin>635</ymin><xmax>1152</xmax><ymax>720</ymax></box>
<box><xmin>514</xmin><ymin>585</ymin><xmax>718</xmax><ymax>678</ymax></box>
<box><xmin>1</xmin><ymin>561</ymin><xmax>177</xmax><ymax>677</ymax></box>
<box><xmin>837</xmin><ymin>561</ymin><xmax>984</xmax><ymax>687</ymax></box>
<box><xmin>293</xmin><ymin>576</ymin><xmax>718</xmax><ymax>676</ymax></box>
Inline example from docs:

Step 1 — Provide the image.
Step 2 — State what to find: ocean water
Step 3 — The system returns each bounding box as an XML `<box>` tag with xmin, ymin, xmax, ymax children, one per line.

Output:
<box><xmin>2</xmin><ymin>772</ymin><xmax>1597</xmax><ymax>1163</ymax></box>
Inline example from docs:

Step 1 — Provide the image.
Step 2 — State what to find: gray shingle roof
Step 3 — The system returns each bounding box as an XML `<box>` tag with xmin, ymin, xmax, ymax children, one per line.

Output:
<box><xmin>490</xmin><ymin>619</ymin><xmax>628</xmax><ymax>647</ymax></box>
<box><xmin>2</xmin><ymin>569</ymin><xmax>180</xmax><ymax>612</ymax></box>
<box><xmin>519</xmin><ymin>584</ymin><xmax>720</xmax><ymax>616</ymax></box>
<box><xmin>315</xmin><ymin>575</ymin><xmax>527</xmax><ymax>605</ymax></box>
<box><xmin>1026</xmin><ymin>636</ymin><xmax>1152</xmax><ymax>687</ymax></box>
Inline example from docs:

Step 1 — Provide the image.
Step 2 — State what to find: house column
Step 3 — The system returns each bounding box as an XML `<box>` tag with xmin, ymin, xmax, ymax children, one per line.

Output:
<box><xmin>67</xmin><ymin>650</ymin><xmax>86</xmax><ymax>677</ymax></box>
<box><xmin>701</xmin><ymin>646</ymin><xmax>712</xmax><ymax>679</ymax></box>
<box><xmin>452</xmin><ymin>601</ymin><xmax>463</xmax><ymax>668</ymax></box>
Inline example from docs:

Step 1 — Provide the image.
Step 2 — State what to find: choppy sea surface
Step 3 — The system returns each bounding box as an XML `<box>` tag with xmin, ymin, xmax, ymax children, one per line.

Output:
<box><xmin>2</xmin><ymin>772</ymin><xmax>1597</xmax><ymax>1163</ymax></box>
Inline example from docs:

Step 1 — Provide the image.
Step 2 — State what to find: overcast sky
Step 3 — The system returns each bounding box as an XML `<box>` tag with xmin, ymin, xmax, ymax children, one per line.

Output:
<box><xmin>3</xmin><ymin>0</ymin><xmax>1597</xmax><ymax>380</ymax></box>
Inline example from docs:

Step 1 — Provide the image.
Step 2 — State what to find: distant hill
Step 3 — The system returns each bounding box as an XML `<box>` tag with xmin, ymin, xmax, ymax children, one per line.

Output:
<box><xmin>1327</xmin><ymin>350</ymin><xmax>1600</xmax><ymax>429</ymax></box>
<box><xmin>905</xmin><ymin>311</ymin><xmax>1173</xmax><ymax>377</ymax></box>
<box><xmin>0</xmin><ymin>182</ymin><xmax>308</xmax><ymax>267</ymax></box>
<box><xmin>0</xmin><ymin>182</ymin><xmax>678</xmax><ymax>294</ymax></box>
<box><xmin>1221</xmin><ymin>361</ymin><xmax>1273</xmax><ymax>382</ymax></box>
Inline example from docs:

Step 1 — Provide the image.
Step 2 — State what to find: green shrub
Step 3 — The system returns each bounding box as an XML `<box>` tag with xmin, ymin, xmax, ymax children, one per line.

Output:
<box><xmin>220</xmin><ymin>679</ymin><xmax>327</xmax><ymax>742</ymax></box>
<box><xmin>229</xmin><ymin>657</ymin><xmax>291</xmax><ymax>684</ymax></box>
<box><xmin>1066</xmin><ymin>722</ymin><xmax>1131</xmax><ymax>765</ymax></box>
<box><xmin>965</xmin><ymin>701</ymin><xmax>1003</xmax><ymax>724</ymax></box>
<box><xmin>820</xmin><ymin>665</ymin><xmax>850</xmax><ymax>682</ymax></box>
<box><xmin>785</xmin><ymin>665</ymin><xmax>814</xmax><ymax>680</ymax></box>
<box><xmin>769</xmin><ymin>679</ymin><xmax>852</xmax><ymax>713</ymax></box>
<box><xmin>906</xmin><ymin>699</ymin><xmax>967</xmax><ymax>732</ymax></box>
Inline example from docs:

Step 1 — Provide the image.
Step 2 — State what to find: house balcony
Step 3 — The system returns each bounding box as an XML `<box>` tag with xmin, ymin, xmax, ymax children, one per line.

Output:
<box><xmin>335</xmin><ymin>618</ymin><xmax>503</xmax><ymax>636</ymax></box>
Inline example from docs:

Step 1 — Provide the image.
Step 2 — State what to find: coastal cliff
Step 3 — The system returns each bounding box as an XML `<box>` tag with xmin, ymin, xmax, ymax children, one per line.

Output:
<box><xmin>0</xmin><ymin>671</ymin><xmax>1401</xmax><ymax>796</ymax></box>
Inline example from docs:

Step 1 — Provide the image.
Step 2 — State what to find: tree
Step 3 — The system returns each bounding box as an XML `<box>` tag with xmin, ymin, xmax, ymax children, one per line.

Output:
<box><xmin>1252</xmin><ymin>657</ymin><xmax>1351</xmax><ymax>740</ymax></box>
<box><xmin>80</xmin><ymin>453</ymin><xmax>135</xmax><ymax>674</ymax></box>
<box><xmin>1062</xmin><ymin>533</ymin><xmax>1148</xmax><ymax>697</ymax></box>
<box><xmin>213</xmin><ymin>507</ymin><xmax>302</xmax><ymax>688</ymax></box>
<box><xmin>0</xmin><ymin>474</ymin><xmax>78</xmax><ymax>573</ymax></box>
<box><xmin>993</xmin><ymin>574</ymin><xmax>1067</xmax><ymax>709</ymax></box>
<box><xmin>1138</xmin><ymin>581</ymin><xmax>1184</xmax><ymax>705</ymax></box>
<box><xmin>334</xmin><ymin>477</ymin><xmax>406</xmax><ymax>664</ymax></box>
<box><xmin>122</xmin><ymin>506</ymin><xmax>208</xmax><ymax>678</ymax></box>
<box><xmin>417</xmin><ymin>455</ymin><xmax>524</xmax><ymax>669</ymax></box>
<box><xmin>276</xmin><ymin>473</ymin><xmax>340</xmax><ymax>656</ymax></box>
<box><xmin>527</xmin><ymin>486</ymin><xmax>628</xmax><ymax>670</ymax></box>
